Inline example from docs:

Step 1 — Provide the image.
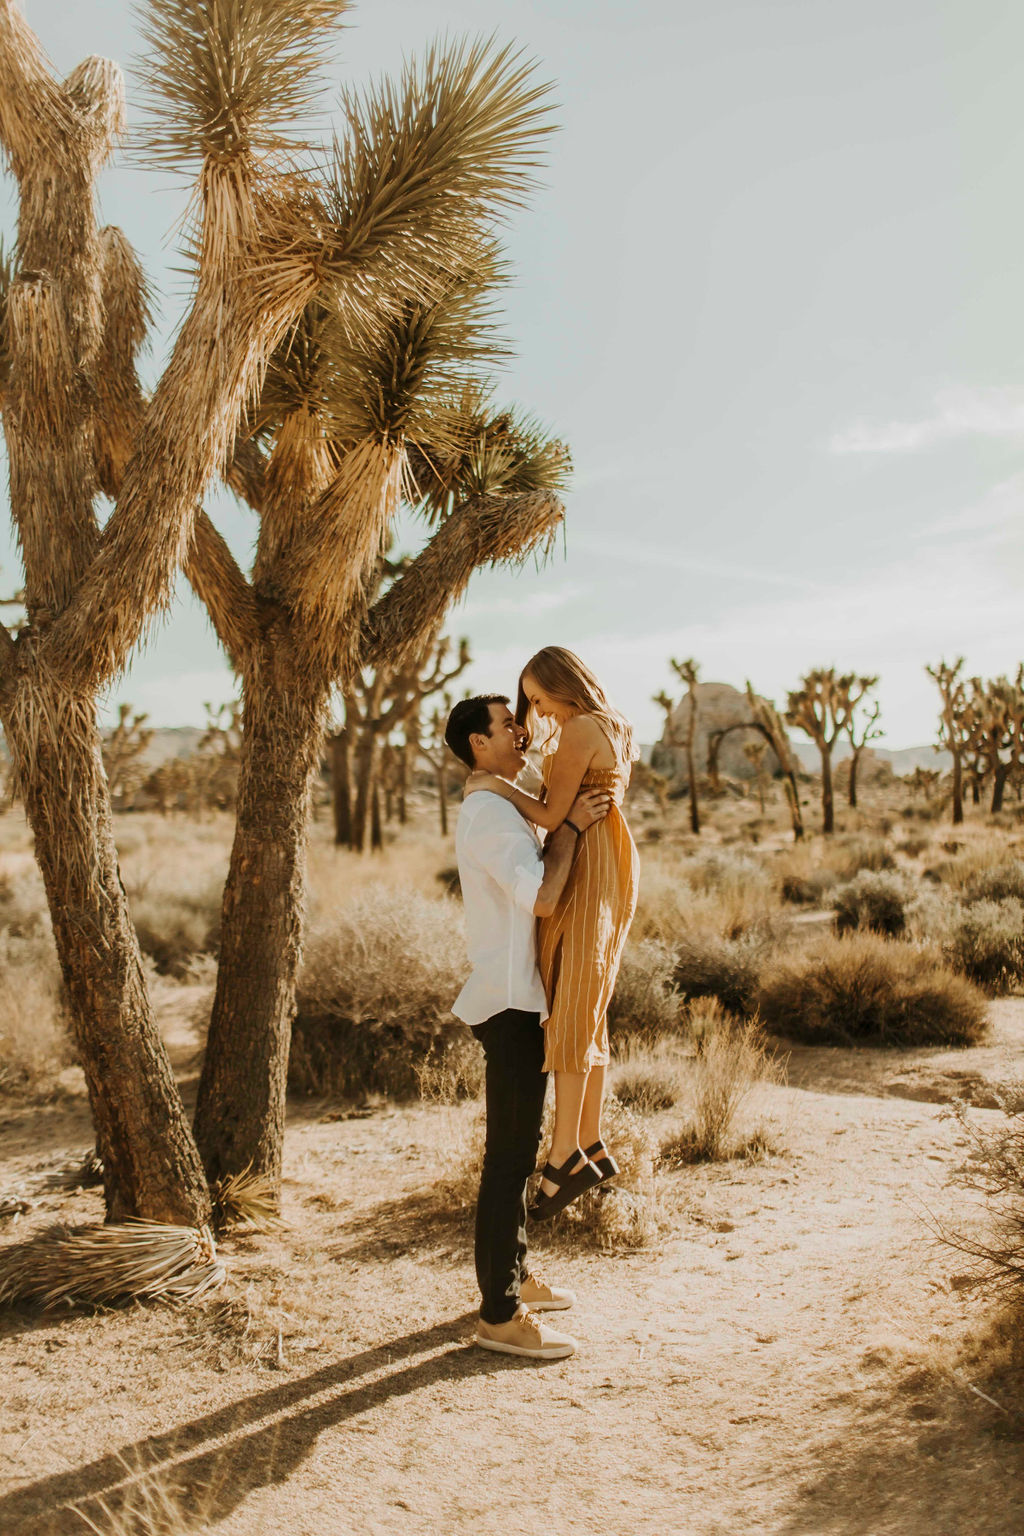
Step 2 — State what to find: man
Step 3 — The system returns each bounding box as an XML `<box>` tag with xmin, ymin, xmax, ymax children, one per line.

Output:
<box><xmin>445</xmin><ymin>694</ymin><xmax>610</xmax><ymax>1361</ymax></box>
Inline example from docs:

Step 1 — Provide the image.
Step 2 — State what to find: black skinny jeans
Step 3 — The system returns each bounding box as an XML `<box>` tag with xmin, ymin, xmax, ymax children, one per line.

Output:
<box><xmin>470</xmin><ymin>1008</ymin><xmax>549</xmax><ymax>1324</ymax></box>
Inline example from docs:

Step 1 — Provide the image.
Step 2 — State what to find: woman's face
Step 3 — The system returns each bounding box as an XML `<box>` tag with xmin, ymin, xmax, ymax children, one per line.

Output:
<box><xmin>522</xmin><ymin>671</ymin><xmax>574</xmax><ymax>727</ymax></box>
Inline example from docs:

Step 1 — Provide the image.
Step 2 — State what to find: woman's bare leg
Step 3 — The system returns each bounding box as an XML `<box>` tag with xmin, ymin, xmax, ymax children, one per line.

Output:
<box><xmin>578</xmin><ymin>1063</ymin><xmax>606</xmax><ymax>1152</ymax></box>
<box><xmin>539</xmin><ymin>1070</ymin><xmax>589</xmax><ymax>1197</ymax></box>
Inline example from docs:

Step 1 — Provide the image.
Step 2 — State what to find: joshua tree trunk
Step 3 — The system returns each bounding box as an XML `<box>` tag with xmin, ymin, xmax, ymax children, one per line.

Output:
<box><xmin>331</xmin><ymin>727</ymin><xmax>352</xmax><ymax>846</ymax></box>
<box><xmin>352</xmin><ymin>730</ymin><xmax>383</xmax><ymax>853</ymax></box>
<box><xmin>193</xmin><ymin>647</ymin><xmax>325</xmax><ymax>1188</ymax></box>
<box><xmin>992</xmin><ymin>761</ymin><xmax>1010</xmax><ymax>813</ymax></box>
<box><xmin>5</xmin><ymin>689</ymin><xmax>211</xmax><ymax>1223</ymax></box>
<box><xmin>848</xmin><ymin>749</ymin><xmax>860</xmax><ymax>808</ymax></box>
<box><xmin>437</xmin><ymin>760</ymin><xmax>449</xmax><ymax>836</ymax></box>
<box><xmin>684</xmin><ymin>727</ymin><xmax>700</xmax><ymax>834</ymax></box>
<box><xmin>951</xmin><ymin>749</ymin><xmax>964</xmax><ymax>825</ymax></box>
<box><xmin>371</xmin><ymin>778</ymin><xmax>383</xmax><ymax>850</ymax></box>
<box><xmin>821</xmin><ymin>746</ymin><xmax>835</xmax><ymax>834</ymax></box>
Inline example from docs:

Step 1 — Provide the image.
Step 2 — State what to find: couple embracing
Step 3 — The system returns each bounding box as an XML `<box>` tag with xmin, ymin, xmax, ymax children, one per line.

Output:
<box><xmin>445</xmin><ymin>646</ymin><xmax>640</xmax><ymax>1362</ymax></box>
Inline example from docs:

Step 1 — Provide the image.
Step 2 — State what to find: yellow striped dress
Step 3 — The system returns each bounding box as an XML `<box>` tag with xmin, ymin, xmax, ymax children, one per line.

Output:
<box><xmin>537</xmin><ymin>755</ymin><xmax>640</xmax><ymax>1074</ymax></box>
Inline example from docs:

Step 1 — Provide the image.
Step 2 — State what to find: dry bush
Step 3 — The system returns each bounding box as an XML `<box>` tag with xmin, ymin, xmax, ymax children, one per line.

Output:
<box><xmin>633</xmin><ymin>847</ymin><xmax>778</xmax><ymax>943</ymax></box>
<box><xmin>0</xmin><ymin>860</ymin><xmax>50</xmax><ymax>937</ymax></box>
<box><xmin>608</xmin><ymin>938</ymin><xmax>683</xmax><ymax>1038</ymax></box>
<box><xmin>661</xmin><ymin>1019</ymin><xmax>784</xmax><ymax>1164</ymax></box>
<box><xmin>924</xmin><ymin>838</ymin><xmax>1021</xmax><ymax>895</ymax></box>
<box><xmin>897</xmin><ymin>831</ymin><xmax>932</xmax><ymax>859</ymax></box>
<box><xmin>944</xmin><ymin>1084</ymin><xmax>1024</xmax><ymax>1293</ymax></box>
<box><xmin>611</xmin><ymin>1039</ymin><xmax>685</xmax><ymax>1112</ymax></box>
<box><xmin>757</xmin><ymin>932</ymin><xmax>988</xmax><ymax>1047</ymax></box>
<box><xmin>942</xmin><ymin>899</ymin><xmax>1024</xmax><ymax>994</ymax></box>
<box><xmin>119</xmin><ymin>821</ymin><xmax>230</xmax><ymax>975</ymax></box>
<box><xmin>962</xmin><ymin>861</ymin><xmax>1024</xmax><ymax>905</ymax></box>
<box><xmin>672</xmin><ymin>928</ymin><xmax>772</xmax><ymax>1017</ymax></box>
<box><xmin>0</xmin><ymin>932</ymin><xmax>74</xmax><ymax>1094</ymax></box>
<box><xmin>543</xmin><ymin>1095</ymin><xmax>660</xmax><ymax>1250</ymax></box>
<box><xmin>832</xmin><ymin>870</ymin><xmax>910</xmax><ymax>937</ymax></box>
<box><xmin>129</xmin><ymin>886</ymin><xmax>222</xmax><ymax>976</ymax></box>
<box><xmin>291</xmin><ymin>885</ymin><xmax>469</xmax><ymax>1099</ymax></box>
<box><xmin>831</xmin><ymin>834</ymin><xmax>896</xmax><ymax>879</ymax></box>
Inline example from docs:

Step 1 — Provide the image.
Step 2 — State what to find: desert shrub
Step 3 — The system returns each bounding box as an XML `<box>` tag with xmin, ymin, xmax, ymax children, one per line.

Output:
<box><xmin>943</xmin><ymin>899</ymin><xmax>1024</xmax><ymax>994</ymax></box>
<box><xmin>543</xmin><ymin>1095</ymin><xmax>660</xmax><ymax>1250</ymax></box>
<box><xmin>0</xmin><ymin>932</ymin><xmax>73</xmax><ymax>1093</ymax></box>
<box><xmin>898</xmin><ymin>832</ymin><xmax>932</xmax><ymax>859</ymax></box>
<box><xmin>779</xmin><ymin>867</ymin><xmax>838</xmax><ymax>906</ymax></box>
<box><xmin>832</xmin><ymin>870</ymin><xmax>910</xmax><ymax>937</ymax></box>
<box><xmin>832</xmin><ymin>835</ymin><xmax>895</xmax><ymax>879</ymax></box>
<box><xmin>611</xmin><ymin>1040</ymin><xmax>683</xmax><ymax>1112</ymax></box>
<box><xmin>129</xmin><ymin>886</ymin><xmax>221</xmax><ymax>975</ymax></box>
<box><xmin>609</xmin><ymin>939</ymin><xmax>683</xmax><ymax>1037</ymax></box>
<box><xmin>0</xmin><ymin>863</ymin><xmax>50</xmax><ymax>938</ymax></box>
<box><xmin>944</xmin><ymin>1084</ymin><xmax>1024</xmax><ymax>1294</ymax></box>
<box><xmin>661</xmin><ymin>1019</ymin><xmax>783</xmax><ymax>1164</ymax></box>
<box><xmin>757</xmin><ymin>933</ymin><xmax>988</xmax><ymax>1047</ymax></box>
<box><xmin>291</xmin><ymin>885</ymin><xmax>468</xmax><ymax>1099</ymax></box>
<box><xmin>672</xmin><ymin>929</ymin><xmax>771</xmax><ymax>1017</ymax></box>
<box><xmin>962</xmin><ymin>862</ymin><xmax>1024</xmax><ymax>906</ymax></box>
<box><xmin>634</xmin><ymin>849</ymin><xmax>778</xmax><ymax>943</ymax></box>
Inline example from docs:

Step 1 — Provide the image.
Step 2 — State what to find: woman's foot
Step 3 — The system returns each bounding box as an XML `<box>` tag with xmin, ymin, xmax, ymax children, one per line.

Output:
<box><xmin>529</xmin><ymin>1148</ymin><xmax>601</xmax><ymax>1222</ymax></box>
<box><xmin>583</xmin><ymin>1139</ymin><xmax>620</xmax><ymax>1185</ymax></box>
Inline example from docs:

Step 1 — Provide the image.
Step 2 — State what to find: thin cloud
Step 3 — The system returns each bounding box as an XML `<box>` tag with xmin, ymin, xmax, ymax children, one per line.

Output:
<box><xmin>829</xmin><ymin>388</ymin><xmax>1024</xmax><ymax>455</ymax></box>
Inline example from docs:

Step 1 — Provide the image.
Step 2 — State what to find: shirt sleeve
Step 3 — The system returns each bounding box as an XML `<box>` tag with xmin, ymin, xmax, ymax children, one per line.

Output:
<box><xmin>472</xmin><ymin>798</ymin><xmax>544</xmax><ymax>914</ymax></box>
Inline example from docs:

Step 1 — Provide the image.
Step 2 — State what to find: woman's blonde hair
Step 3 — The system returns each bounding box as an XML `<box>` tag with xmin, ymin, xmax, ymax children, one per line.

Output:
<box><xmin>515</xmin><ymin>646</ymin><xmax>639</xmax><ymax>764</ymax></box>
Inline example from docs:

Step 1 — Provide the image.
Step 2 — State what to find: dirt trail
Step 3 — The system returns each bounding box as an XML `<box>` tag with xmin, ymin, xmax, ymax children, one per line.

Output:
<box><xmin>2</xmin><ymin>1012</ymin><xmax>1024</xmax><ymax>1535</ymax></box>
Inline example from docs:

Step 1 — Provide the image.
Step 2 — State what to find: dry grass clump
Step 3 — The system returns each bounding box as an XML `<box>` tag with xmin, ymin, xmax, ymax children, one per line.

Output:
<box><xmin>292</xmin><ymin>884</ymin><xmax>468</xmax><ymax>1099</ymax></box>
<box><xmin>831</xmin><ymin>834</ymin><xmax>896</xmax><ymax>879</ymax></box>
<box><xmin>832</xmin><ymin>870</ymin><xmax>910</xmax><ymax>937</ymax></box>
<box><xmin>608</xmin><ymin>938</ymin><xmax>683</xmax><ymax>1038</ymax></box>
<box><xmin>0</xmin><ymin>932</ymin><xmax>74</xmax><ymax>1094</ymax></box>
<box><xmin>544</xmin><ymin>1095</ymin><xmax>660</xmax><ymax>1250</ymax></box>
<box><xmin>962</xmin><ymin>861</ymin><xmax>1024</xmax><ymax>905</ymax></box>
<box><xmin>661</xmin><ymin>1019</ymin><xmax>784</xmax><ymax>1164</ymax></box>
<box><xmin>611</xmin><ymin>1039</ymin><xmax>685</xmax><ymax>1112</ymax></box>
<box><xmin>633</xmin><ymin>847</ymin><xmax>777</xmax><ymax>943</ymax></box>
<box><xmin>210</xmin><ymin>1167</ymin><xmax>284</xmax><ymax>1232</ymax></box>
<box><xmin>944</xmin><ymin>1084</ymin><xmax>1024</xmax><ymax>1294</ymax></box>
<box><xmin>672</xmin><ymin>927</ymin><xmax>771</xmax><ymax>1017</ymax></box>
<box><xmin>129</xmin><ymin>885</ymin><xmax>222</xmax><ymax>975</ymax></box>
<box><xmin>942</xmin><ymin>899</ymin><xmax>1024</xmax><ymax>995</ymax></box>
<box><xmin>757</xmin><ymin>932</ymin><xmax>988</xmax><ymax>1047</ymax></box>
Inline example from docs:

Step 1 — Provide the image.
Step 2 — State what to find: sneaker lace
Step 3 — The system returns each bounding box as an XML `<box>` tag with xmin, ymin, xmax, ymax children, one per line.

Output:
<box><xmin>522</xmin><ymin>1268</ymin><xmax>547</xmax><ymax>1290</ymax></box>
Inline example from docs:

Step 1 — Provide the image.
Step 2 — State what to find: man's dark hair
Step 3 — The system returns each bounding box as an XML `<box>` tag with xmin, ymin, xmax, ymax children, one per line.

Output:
<box><xmin>445</xmin><ymin>695</ymin><xmax>509</xmax><ymax>769</ymax></box>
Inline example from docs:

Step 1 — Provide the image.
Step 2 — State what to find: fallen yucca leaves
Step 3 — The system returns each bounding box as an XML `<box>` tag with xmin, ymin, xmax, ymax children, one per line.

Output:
<box><xmin>0</xmin><ymin>1220</ymin><xmax>225</xmax><ymax>1310</ymax></box>
<box><xmin>210</xmin><ymin>1166</ymin><xmax>285</xmax><ymax>1231</ymax></box>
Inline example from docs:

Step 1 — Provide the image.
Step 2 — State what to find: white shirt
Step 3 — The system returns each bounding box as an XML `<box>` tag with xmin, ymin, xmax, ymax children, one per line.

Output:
<box><xmin>452</xmin><ymin>792</ymin><xmax>549</xmax><ymax>1026</ymax></box>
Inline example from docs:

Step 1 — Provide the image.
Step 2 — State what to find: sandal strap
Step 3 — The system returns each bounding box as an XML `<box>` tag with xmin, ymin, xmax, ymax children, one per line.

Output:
<box><xmin>582</xmin><ymin>1140</ymin><xmax>606</xmax><ymax>1159</ymax></box>
<box><xmin>539</xmin><ymin>1149</ymin><xmax>588</xmax><ymax>1187</ymax></box>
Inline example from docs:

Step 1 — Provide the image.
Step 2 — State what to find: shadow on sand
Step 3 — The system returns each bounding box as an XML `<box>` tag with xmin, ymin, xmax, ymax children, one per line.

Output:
<box><xmin>0</xmin><ymin>1310</ymin><xmax>528</xmax><ymax>1534</ymax></box>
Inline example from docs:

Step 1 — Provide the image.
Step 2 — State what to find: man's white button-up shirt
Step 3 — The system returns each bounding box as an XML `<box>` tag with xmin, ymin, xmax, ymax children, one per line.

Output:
<box><xmin>452</xmin><ymin>791</ymin><xmax>549</xmax><ymax>1027</ymax></box>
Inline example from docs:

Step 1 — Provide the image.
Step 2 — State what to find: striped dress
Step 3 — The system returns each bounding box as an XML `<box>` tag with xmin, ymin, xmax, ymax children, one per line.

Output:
<box><xmin>536</xmin><ymin>755</ymin><xmax>640</xmax><ymax>1074</ymax></box>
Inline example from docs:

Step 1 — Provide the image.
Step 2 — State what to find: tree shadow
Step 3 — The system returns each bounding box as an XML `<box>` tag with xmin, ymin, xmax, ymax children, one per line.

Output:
<box><xmin>0</xmin><ymin>1309</ymin><xmax>537</xmax><ymax>1534</ymax></box>
<box><xmin>778</xmin><ymin>1313</ymin><xmax>1024</xmax><ymax>1536</ymax></box>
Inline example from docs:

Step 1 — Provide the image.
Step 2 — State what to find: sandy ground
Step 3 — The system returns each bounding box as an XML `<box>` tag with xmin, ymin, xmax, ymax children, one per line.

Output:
<box><xmin>2</xmin><ymin>1006</ymin><xmax>1024</xmax><ymax>1535</ymax></box>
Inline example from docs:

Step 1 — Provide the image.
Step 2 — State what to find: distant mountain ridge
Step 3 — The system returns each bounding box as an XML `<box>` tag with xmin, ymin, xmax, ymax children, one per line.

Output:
<box><xmin>787</xmin><ymin>741</ymin><xmax>951</xmax><ymax>775</ymax></box>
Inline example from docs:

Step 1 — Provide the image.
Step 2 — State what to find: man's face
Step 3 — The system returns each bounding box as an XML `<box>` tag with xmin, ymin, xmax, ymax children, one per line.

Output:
<box><xmin>471</xmin><ymin>703</ymin><xmax>527</xmax><ymax>778</ymax></box>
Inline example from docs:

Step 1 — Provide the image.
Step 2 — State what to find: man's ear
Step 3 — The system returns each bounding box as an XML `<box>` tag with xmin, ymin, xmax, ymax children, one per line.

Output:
<box><xmin>467</xmin><ymin>731</ymin><xmax>487</xmax><ymax>764</ymax></box>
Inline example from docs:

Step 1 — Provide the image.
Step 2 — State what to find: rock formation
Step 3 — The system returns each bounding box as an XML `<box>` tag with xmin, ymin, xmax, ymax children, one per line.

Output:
<box><xmin>652</xmin><ymin>682</ymin><xmax>793</xmax><ymax>784</ymax></box>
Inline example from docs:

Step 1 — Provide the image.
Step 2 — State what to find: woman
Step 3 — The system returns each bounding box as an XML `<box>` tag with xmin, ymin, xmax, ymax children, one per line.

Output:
<box><xmin>465</xmin><ymin>646</ymin><xmax>640</xmax><ymax>1219</ymax></box>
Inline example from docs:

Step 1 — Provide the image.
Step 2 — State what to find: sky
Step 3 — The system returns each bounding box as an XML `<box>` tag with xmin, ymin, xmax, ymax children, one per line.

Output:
<box><xmin>2</xmin><ymin>0</ymin><xmax>1023</xmax><ymax>747</ymax></box>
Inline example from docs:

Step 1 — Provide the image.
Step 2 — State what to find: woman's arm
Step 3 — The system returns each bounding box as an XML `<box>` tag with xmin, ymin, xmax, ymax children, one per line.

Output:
<box><xmin>466</xmin><ymin>716</ymin><xmax>600</xmax><ymax>830</ymax></box>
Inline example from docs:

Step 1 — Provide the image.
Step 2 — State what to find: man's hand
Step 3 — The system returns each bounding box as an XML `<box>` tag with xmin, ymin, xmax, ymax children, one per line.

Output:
<box><xmin>568</xmin><ymin>788</ymin><xmax>611</xmax><ymax>831</ymax></box>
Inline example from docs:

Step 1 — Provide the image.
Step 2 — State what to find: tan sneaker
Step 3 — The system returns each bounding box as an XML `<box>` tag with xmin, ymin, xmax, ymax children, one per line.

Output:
<box><xmin>475</xmin><ymin>1305</ymin><xmax>577</xmax><ymax>1360</ymax></box>
<box><xmin>520</xmin><ymin>1270</ymin><xmax>576</xmax><ymax>1312</ymax></box>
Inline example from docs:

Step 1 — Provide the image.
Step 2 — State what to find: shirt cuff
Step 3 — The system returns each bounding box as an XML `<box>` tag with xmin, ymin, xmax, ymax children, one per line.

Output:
<box><xmin>513</xmin><ymin>863</ymin><xmax>543</xmax><ymax>915</ymax></box>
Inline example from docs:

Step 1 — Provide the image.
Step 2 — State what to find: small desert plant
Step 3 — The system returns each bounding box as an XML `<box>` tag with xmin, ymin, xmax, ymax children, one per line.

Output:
<box><xmin>611</xmin><ymin>1040</ymin><xmax>684</xmax><ymax>1113</ymax></box>
<box><xmin>832</xmin><ymin>834</ymin><xmax>895</xmax><ymax>879</ymax></box>
<box><xmin>292</xmin><ymin>885</ymin><xmax>468</xmax><ymax>1099</ymax></box>
<box><xmin>0</xmin><ymin>932</ymin><xmax>74</xmax><ymax>1093</ymax></box>
<box><xmin>943</xmin><ymin>899</ymin><xmax>1024</xmax><ymax>994</ymax></box>
<box><xmin>832</xmin><ymin>870</ymin><xmax>910</xmax><ymax>937</ymax></box>
<box><xmin>609</xmin><ymin>938</ymin><xmax>684</xmax><ymax>1037</ymax></box>
<box><xmin>672</xmin><ymin>928</ymin><xmax>771</xmax><ymax>1016</ymax></box>
<box><xmin>757</xmin><ymin>933</ymin><xmax>988</xmax><ymax>1047</ymax></box>
<box><xmin>779</xmin><ymin>866</ymin><xmax>839</xmax><ymax>906</ymax></box>
<box><xmin>962</xmin><ymin>861</ymin><xmax>1024</xmax><ymax>905</ymax></box>
<box><xmin>661</xmin><ymin>1019</ymin><xmax>784</xmax><ymax>1164</ymax></box>
<box><xmin>128</xmin><ymin>886</ymin><xmax>222</xmax><ymax>976</ymax></box>
<box><xmin>943</xmin><ymin>1084</ymin><xmax>1024</xmax><ymax>1294</ymax></box>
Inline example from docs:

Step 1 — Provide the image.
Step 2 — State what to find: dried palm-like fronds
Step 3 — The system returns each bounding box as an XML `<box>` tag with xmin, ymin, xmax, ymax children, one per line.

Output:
<box><xmin>134</xmin><ymin>0</ymin><xmax>352</xmax><ymax>169</ymax></box>
<box><xmin>0</xmin><ymin>1</ymin><xmax>76</xmax><ymax>173</ymax></box>
<box><xmin>362</xmin><ymin>488</ymin><xmax>564</xmax><ymax>674</ymax></box>
<box><xmin>411</xmin><ymin>398</ymin><xmax>573</xmax><ymax>521</ymax></box>
<box><xmin>0</xmin><ymin>236</ymin><xmax>13</xmax><ymax>406</ymax></box>
<box><xmin>210</xmin><ymin>1165</ymin><xmax>284</xmax><ymax>1231</ymax></box>
<box><xmin>0</xmin><ymin>1220</ymin><xmax>225</xmax><ymax>1310</ymax></box>
<box><xmin>93</xmin><ymin>226</ymin><xmax>152</xmax><ymax>497</ymax></box>
<box><xmin>64</xmin><ymin>56</ymin><xmax>126</xmax><ymax>169</ymax></box>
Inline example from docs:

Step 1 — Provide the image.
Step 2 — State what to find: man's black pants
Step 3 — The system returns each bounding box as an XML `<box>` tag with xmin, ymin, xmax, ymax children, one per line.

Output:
<box><xmin>470</xmin><ymin>1008</ymin><xmax>548</xmax><ymax>1324</ymax></box>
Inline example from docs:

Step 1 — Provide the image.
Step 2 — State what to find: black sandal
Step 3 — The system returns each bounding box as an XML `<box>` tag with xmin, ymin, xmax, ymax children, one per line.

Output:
<box><xmin>528</xmin><ymin>1149</ymin><xmax>602</xmax><ymax>1222</ymax></box>
<box><xmin>583</xmin><ymin>1139</ymin><xmax>620</xmax><ymax>1186</ymax></box>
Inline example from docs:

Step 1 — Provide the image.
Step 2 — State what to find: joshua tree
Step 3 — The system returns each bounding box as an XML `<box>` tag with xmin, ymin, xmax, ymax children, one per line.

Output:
<box><xmin>101</xmin><ymin>703</ymin><xmax>154</xmax><ymax>810</ymax></box>
<box><xmin>964</xmin><ymin>670</ymin><xmax>1024</xmax><ymax>814</ymax></box>
<box><xmin>182</xmin><ymin>56</ymin><xmax>567</xmax><ymax>1195</ymax></box>
<box><xmin>926</xmin><ymin>659</ymin><xmax>969</xmax><ymax>825</ymax></box>
<box><xmin>0</xmin><ymin>0</ymin><xmax>382</xmax><ymax>1222</ymax></box>
<box><xmin>743</xmin><ymin>737</ymin><xmax>770</xmax><ymax>812</ymax></box>
<box><xmin>843</xmin><ymin>687</ymin><xmax>883</xmax><ymax>808</ymax></box>
<box><xmin>786</xmin><ymin>669</ymin><xmax>875</xmax><ymax>834</ymax></box>
<box><xmin>744</xmin><ymin>683</ymin><xmax>804</xmax><ymax>841</ymax></box>
<box><xmin>669</xmin><ymin>657</ymin><xmax>701</xmax><ymax>834</ymax></box>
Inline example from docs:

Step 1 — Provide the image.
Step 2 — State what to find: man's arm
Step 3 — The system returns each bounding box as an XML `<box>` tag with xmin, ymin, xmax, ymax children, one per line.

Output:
<box><xmin>533</xmin><ymin>789</ymin><xmax>610</xmax><ymax>917</ymax></box>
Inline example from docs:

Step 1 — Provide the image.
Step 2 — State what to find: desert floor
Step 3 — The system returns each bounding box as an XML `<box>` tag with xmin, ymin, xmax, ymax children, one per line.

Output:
<box><xmin>3</xmin><ymin>992</ymin><xmax>1024</xmax><ymax>1535</ymax></box>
